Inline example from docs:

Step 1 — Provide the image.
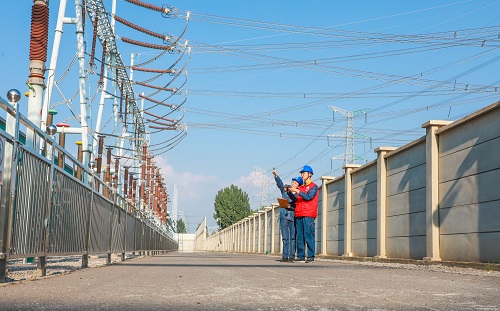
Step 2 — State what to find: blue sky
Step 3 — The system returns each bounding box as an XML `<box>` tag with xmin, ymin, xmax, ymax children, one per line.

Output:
<box><xmin>2</xmin><ymin>0</ymin><xmax>500</xmax><ymax>232</ymax></box>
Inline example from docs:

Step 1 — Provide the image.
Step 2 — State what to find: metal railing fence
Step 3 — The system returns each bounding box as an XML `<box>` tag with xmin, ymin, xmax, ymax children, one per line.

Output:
<box><xmin>0</xmin><ymin>97</ymin><xmax>177</xmax><ymax>282</ymax></box>
<box><xmin>49</xmin><ymin>167</ymin><xmax>90</xmax><ymax>254</ymax></box>
<box><xmin>10</xmin><ymin>146</ymin><xmax>51</xmax><ymax>257</ymax></box>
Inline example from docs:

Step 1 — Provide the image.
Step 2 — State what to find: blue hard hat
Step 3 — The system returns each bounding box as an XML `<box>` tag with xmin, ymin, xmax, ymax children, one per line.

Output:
<box><xmin>292</xmin><ymin>176</ymin><xmax>303</xmax><ymax>186</ymax></box>
<box><xmin>300</xmin><ymin>165</ymin><xmax>314</xmax><ymax>175</ymax></box>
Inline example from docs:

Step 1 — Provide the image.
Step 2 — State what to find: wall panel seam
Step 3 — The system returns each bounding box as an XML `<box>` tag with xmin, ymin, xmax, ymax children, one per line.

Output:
<box><xmin>439</xmin><ymin>167</ymin><xmax>500</xmax><ymax>185</ymax></box>
<box><xmin>387</xmin><ymin>162</ymin><xmax>426</xmax><ymax>177</ymax></box>
<box><xmin>439</xmin><ymin>135</ymin><xmax>500</xmax><ymax>158</ymax></box>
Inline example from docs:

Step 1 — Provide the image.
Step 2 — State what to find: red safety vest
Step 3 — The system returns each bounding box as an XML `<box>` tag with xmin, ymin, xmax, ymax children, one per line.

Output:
<box><xmin>295</xmin><ymin>181</ymin><xmax>319</xmax><ymax>218</ymax></box>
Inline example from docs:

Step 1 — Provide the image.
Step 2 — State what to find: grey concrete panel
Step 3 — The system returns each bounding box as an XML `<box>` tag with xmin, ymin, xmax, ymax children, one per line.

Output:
<box><xmin>352</xmin><ymin>219</ymin><xmax>377</xmax><ymax>240</ymax></box>
<box><xmin>317</xmin><ymin>212</ymin><xmax>323</xmax><ymax>230</ymax></box>
<box><xmin>327</xmin><ymin>209</ymin><xmax>344</xmax><ymax>227</ymax></box>
<box><xmin>274</xmin><ymin>234</ymin><xmax>280</xmax><ymax>252</ymax></box>
<box><xmin>387</xmin><ymin>187</ymin><xmax>426</xmax><ymax>216</ymax></box>
<box><xmin>352</xmin><ymin>200</ymin><xmax>377</xmax><ymax>222</ymax></box>
<box><xmin>328</xmin><ymin>194</ymin><xmax>344</xmax><ymax>213</ymax></box>
<box><xmin>440</xmin><ymin>232</ymin><xmax>500</xmax><ymax>262</ymax></box>
<box><xmin>439</xmin><ymin>169</ymin><xmax>500</xmax><ymax>208</ymax></box>
<box><xmin>386</xmin><ymin>141</ymin><xmax>426</xmax><ymax>176</ymax></box>
<box><xmin>326</xmin><ymin>224</ymin><xmax>344</xmax><ymax>241</ymax></box>
<box><xmin>439</xmin><ymin>136</ymin><xmax>500</xmax><ymax>183</ymax></box>
<box><xmin>352</xmin><ymin>162</ymin><xmax>377</xmax><ymax>189</ymax></box>
<box><xmin>315</xmin><ymin>223</ymin><xmax>321</xmax><ymax>255</ymax></box>
<box><xmin>326</xmin><ymin>178</ymin><xmax>344</xmax><ymax>196</ymax></box>
<box><xmin>352</xmin><ymin>238</ymin><xmax>377</xmax><ymax>257</ymax></box>
<box><xmin>387</xmin><ymin>163</ymin><xmax>426</xmax><ymax>196</ymax></box>
<box><xmin>266</xmin><ymin>222</ymin><xmax>272</xmax><ymax>251</ymax></box>
<box><xmin>386</xmin><ymin>211</ymin><xmax>426</xmax><ymax>237</ymax></box>
<box><xmin>386</xmin><ymin>235</ymin><xmax>426</xmax><ymax>259</ymax></box>
<box><xmin>439</xmin><ymin>107</ymin><xmax>500</xmax><ymax>157</ymax></box>
<box><xmin>352</xmin><ymin>181</ymin><xmax>377</xmax><ymax>205</ymax></box>
<box><xmin>440</xmin><ymin>201</ymin><xmax>500</xmax><ymax>234</ymax></box>
<box><xmin>326</xmin><ymin>240</ymin><xmax>344</xmax><ymax>255</ymax></box>
<box><xmin>315</xmin><ymin>240</ymin><xmax>321</xmax><ymax>255</ymax></box>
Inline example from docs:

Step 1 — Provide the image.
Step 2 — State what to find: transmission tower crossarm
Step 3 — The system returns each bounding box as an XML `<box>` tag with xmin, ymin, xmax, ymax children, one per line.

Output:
<box><xmin>328</xmin><ymin>105</ymin><xmax>350</xmax><ymax>116</ymax></box>
<box><xmin>328</xmin><ymin>105</ymin><xmax>370</xmax><ymax>117</ymax></box>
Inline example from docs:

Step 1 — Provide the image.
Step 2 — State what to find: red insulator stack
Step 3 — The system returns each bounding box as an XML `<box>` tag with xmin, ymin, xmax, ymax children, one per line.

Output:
<box><xmin>29</xmin><ymin>0</ymin><xmax>49</xmax><ymax>84</ymax></box>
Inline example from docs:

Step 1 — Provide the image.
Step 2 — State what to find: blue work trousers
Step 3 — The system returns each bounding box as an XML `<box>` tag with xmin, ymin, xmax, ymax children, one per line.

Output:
<box><xmin>295</xmin><ymin>217</ymin><xmax>315</xmax><ymax>260</ymax></box>
<box><xmin>279</xmin><ymin>214</ymin><xmax>296</xmax><ymax>259</ymax></box>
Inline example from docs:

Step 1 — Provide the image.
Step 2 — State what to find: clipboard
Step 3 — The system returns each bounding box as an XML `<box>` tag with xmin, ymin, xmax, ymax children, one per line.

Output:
<box><xmin>277</xmin><ymin>198</ymin><xmax>290</xmax><ymax>208</ymax></box>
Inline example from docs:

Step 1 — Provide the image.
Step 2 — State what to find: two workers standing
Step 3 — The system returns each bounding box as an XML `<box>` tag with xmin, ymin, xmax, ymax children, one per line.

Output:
<box><xmin>273</xmin><ymin>165</ymin><xmax>319</xmax><ymax>263</ymax></box>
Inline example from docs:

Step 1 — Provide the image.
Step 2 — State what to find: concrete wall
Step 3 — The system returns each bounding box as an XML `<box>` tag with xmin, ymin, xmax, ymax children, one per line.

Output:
<box><xmin>175</xmin><ymin>234</ymin><xmax>195</xmax><ymax>252</ymax></box>
<box><xmin>272</xmin><ymin>207</ymin><xmax>281</xmax><ymax>253</ymax></box>
<box><xmin>325</xmin><ymin>177</ymin><xmax>345</xmax><ymax>256</ymax></box>
<box><xmin>258</xmin><ymin>213</ymin><xmax>265</xmax><ymax>253</ymax></box>
<box><xmin>351</xmin><ymin>161</ymin><xmax>378</xmax><ymax>257</ymax></box>
<box><xmin>265</xmin><ymin>208</ymin><xmax>272</xmax><ymax>253</ymax></box>
<box><xmin>197</xmin><ymin>102</ymin><xmax>500</xmax><ymax>263</ymax></box>
<box><xmin>386</xmin><ymin>140</ymin><xmax>427</xmax><ymax>259</ymax></box>
<box><xmin>438</xmin><ymin>105</ymin><xmax>500</xmax><ymax>262</ymax></box>
<box><xmin>193</xmin><ymin>218</ymin><xmax>206</xmax><ymax>252</ymax></box>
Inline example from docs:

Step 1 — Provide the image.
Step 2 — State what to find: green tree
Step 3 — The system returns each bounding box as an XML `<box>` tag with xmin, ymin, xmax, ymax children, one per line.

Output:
<box><xmin>214</xmin><ymin>184</ymin><xmax>253</xmax><ymax>230</ymax></box>
<box><xmin>176</xmin><ymin>218</ymin><xmax>187</xmax><ymax>233</ymax></box>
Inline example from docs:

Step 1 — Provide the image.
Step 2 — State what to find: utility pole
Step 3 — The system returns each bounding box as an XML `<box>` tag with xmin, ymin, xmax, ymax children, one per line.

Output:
<box><xmin>328</xmin><ymin>105</ymin><xmax>370</xmax><ymax>165</ymax></box>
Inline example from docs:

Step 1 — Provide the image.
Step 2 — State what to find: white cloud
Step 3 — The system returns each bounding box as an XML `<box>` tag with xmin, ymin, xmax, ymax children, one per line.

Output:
<box><xmin>231</xmin><ymin>170</ymin><xmax>280</xmax><ymax>210</ymax></box>
<box><xmin>155</xmin><ymin>156</ymin><xmax>221</xmax><ymax>200</ymax></box>
<box><xmin>154</xmin><ymin>156</ymin><xmax>223</xmax><ymax>232</ymax></box>
<box><xmin>235</xmin><ymin>170</ymin><xmax>261</xmax><ymax>189</ymax></box>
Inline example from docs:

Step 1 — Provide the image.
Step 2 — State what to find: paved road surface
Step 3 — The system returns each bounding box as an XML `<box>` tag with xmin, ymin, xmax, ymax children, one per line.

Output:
<box><xmin>0</xmin><ymin>252</ymin><xmax>499</xmax><ymax>310</ymax></box>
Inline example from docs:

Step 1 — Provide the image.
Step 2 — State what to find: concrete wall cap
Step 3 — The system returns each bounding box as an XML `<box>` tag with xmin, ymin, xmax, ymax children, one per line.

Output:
<box><xmin>382</xmin><ymin>136</ymin><xmax>425</xmax><ymax>159</ymax></box>
<box><xmin>436</xmin><ymin>101</ymin><xmax>500</xmax><ymax>135</ymax></box>
<box><xmin>321</xmin><ymin>175</ymin><xmax>336</xmax><ymax>180</ymax></box>
<box><xmin>374</xmin><ymin>146</ymin><xmax>397</xmax><ymax>153</ymax></box>
<box><xmin>422</xmin><ymin>120</ymin><xmax>453</xmax><ymax>128</ymax></box>
<box><xmin>343</xmin><ymin>164</ymin><xmax>361</xmax><ymax>169</ymax></box>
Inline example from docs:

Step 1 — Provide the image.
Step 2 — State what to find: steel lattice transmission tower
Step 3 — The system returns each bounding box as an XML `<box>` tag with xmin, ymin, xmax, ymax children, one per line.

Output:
<box><xmin>254</xmin><ymin>167</ymin><xmax>272</xmax><ymax>208</ymax></box>
<box><xmin>328</xmin><ymin>105</ymin><xmax>370</xmax><ymax>165</ymax></box>
<box><xmin>255</xmin><ymin>167</ymin><xmax>268</xmax><ymax>208</ymax></box>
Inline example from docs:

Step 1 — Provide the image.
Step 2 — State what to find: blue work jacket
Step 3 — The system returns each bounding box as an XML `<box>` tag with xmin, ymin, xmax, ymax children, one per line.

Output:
<box><xmin>275</xmin><ymin>176</ymin><xmax>297</xmax><ymax>221</ymax></box>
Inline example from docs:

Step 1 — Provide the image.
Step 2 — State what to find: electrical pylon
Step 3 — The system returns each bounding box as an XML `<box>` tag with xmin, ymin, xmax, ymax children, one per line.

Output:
<box><xmin>254</xmin><ymin>167</ymin><xmax>271</xmax><ymax>208</ymax></box>
<box><xmin>328</xmin><ymin>105</ymin><xmax>370</xmax><ymax>165</ymax></box>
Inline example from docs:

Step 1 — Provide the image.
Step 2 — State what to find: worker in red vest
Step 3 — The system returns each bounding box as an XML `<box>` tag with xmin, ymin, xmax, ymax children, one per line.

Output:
<box><xmin>289</xmin><ymin>165</ymin><xmax>319</xmax><ymax>263</ymax></box>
